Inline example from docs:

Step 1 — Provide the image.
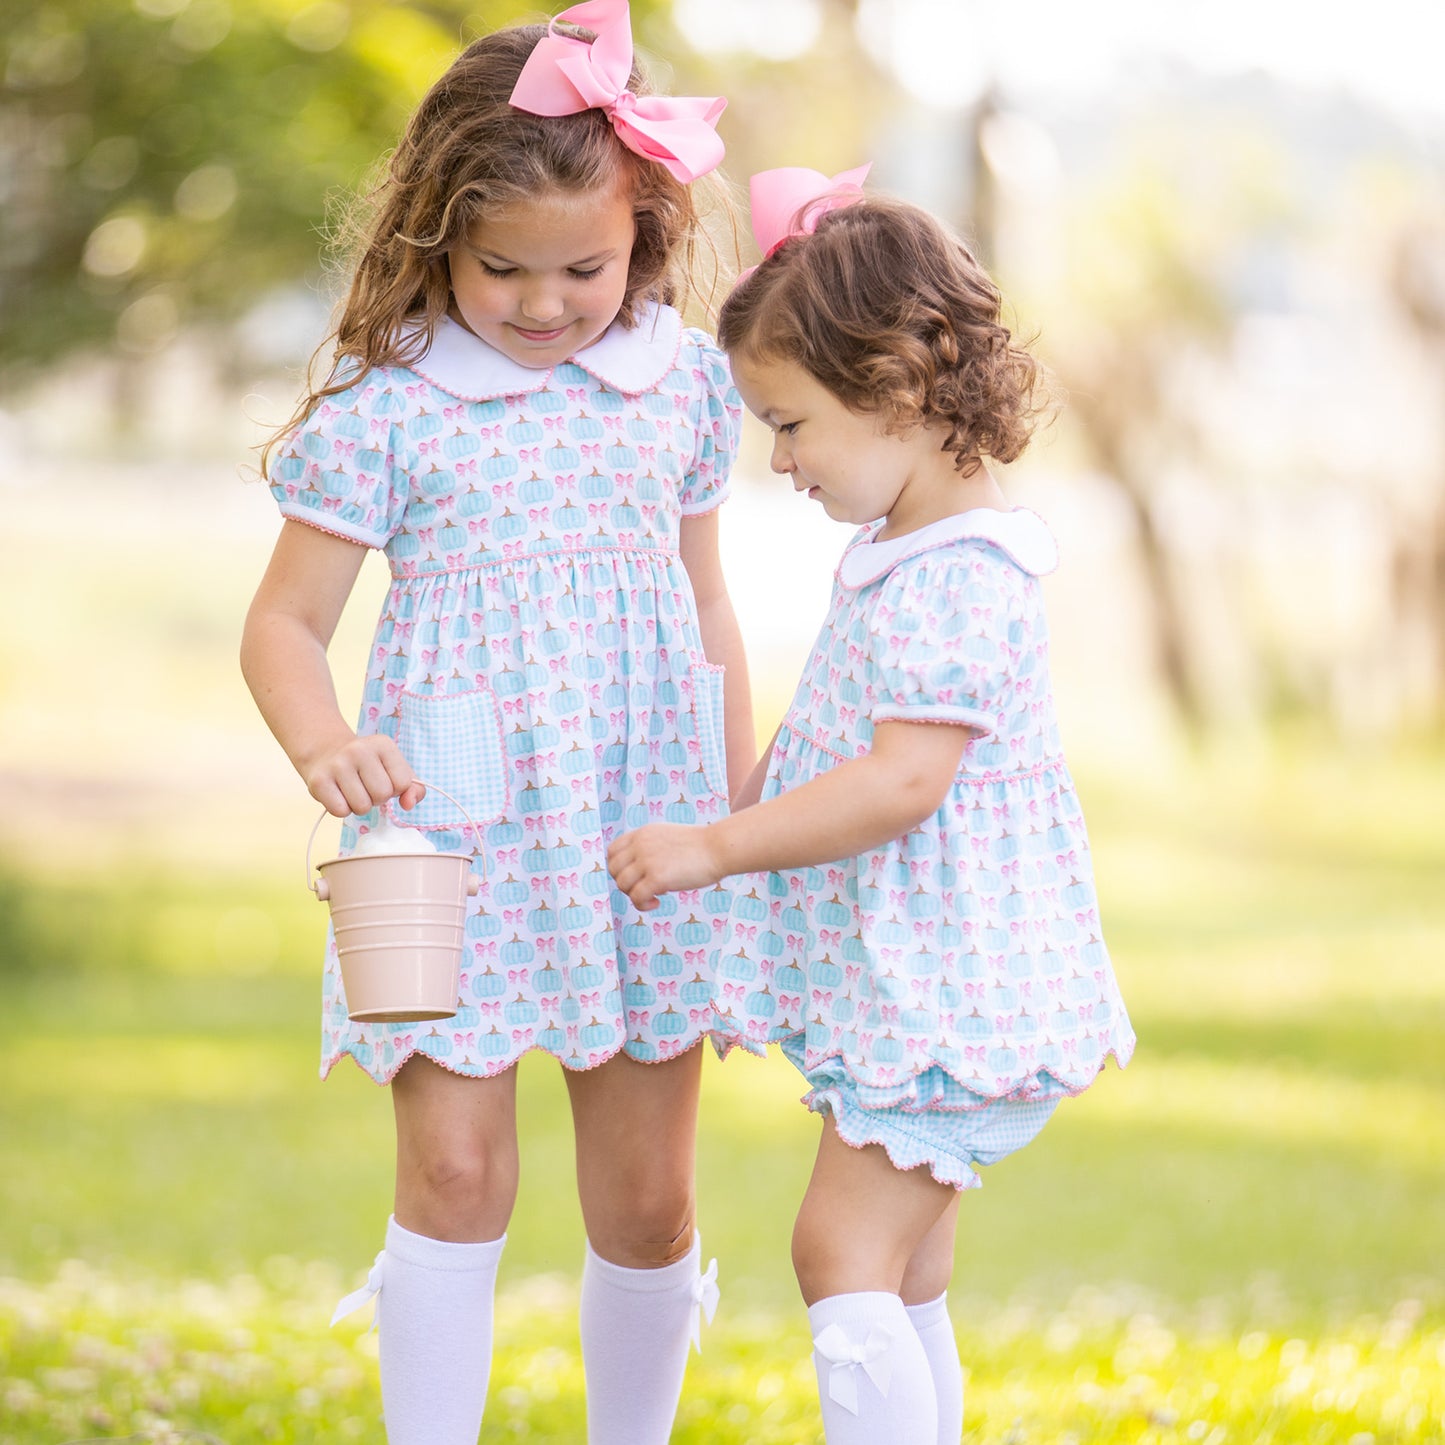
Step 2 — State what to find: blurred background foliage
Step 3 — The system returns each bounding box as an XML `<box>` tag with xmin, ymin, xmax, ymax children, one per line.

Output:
<box><xmin>2</xmin><ymin>2</ymin><xmax>1444</xmax><ymax>1438</ymax></box>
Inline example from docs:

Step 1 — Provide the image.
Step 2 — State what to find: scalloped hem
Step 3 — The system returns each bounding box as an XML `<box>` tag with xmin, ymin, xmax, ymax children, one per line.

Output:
<box><xmin>708</xmin><ymin>1011</ymin><xmax>1136</xmax><ymax>1107</ymax></box>
<box><xmin>810</xmin><ymin>1092</ymin><xmax>983</xmax><ymax>1191</ymax></box>
<box><xmin>321</xmin><ymin>1027</ymin><xmax>708</xmax><ymax>1086</ymax></box>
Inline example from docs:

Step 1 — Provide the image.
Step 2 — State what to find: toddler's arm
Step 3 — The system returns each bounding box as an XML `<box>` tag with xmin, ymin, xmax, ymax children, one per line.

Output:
<box><xmin>609</xmin><ymin>719</ymin><xmax>969</xmax><ymax>910</ymax></box>
<box><xmin>241</xmin><ymin>520</ymin><xmax>423</xmax><ymax>818</ymax></box>
<box><xmin>679</xmin><ymin>511</ymin><xmax>756</xmax><ymax>795</ymax></box>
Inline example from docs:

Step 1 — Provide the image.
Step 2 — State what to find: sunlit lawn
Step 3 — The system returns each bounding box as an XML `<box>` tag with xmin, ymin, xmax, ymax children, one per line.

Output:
<box><xmin>3</xmin><ymin>748</ymin><xmax>1444</xmax><ymax>1441</ymax></box>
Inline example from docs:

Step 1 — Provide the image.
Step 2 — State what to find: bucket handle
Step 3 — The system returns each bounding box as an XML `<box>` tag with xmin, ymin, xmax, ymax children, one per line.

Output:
<box><xmin>306</xmin><ymin>781</ymin><xmax>489</xmax><ymax>895</ymax></box>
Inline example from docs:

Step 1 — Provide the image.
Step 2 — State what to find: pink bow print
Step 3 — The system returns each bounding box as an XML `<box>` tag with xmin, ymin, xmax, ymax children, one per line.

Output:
<box><xmin>509</xmin><ymin>0</ymin><xmax>726</xmax><ymax>183</ymax></box>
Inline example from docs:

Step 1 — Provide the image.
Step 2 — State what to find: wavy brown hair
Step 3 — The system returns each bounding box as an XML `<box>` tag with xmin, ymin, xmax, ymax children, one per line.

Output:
<box><xmin>262</xmin><ymin>22</ymin><xmax>724</xmax><ymax>477</ymax></box>
<box><xmin>719</xmin><ymin>195</ymin><xmax>1047</xmax><ymax>474</ymax></box>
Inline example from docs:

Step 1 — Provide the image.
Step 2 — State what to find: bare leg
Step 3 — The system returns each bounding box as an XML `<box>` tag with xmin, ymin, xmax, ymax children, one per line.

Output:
<box><xmin>391</xmin><ymin>1056</ymin><xmax>519</xmax><ymax>1240</ymax></box>
<box><xmin>793</xmin><ymin>1120</ymin><xmax>959</xmax><ymax>1445</ymax></box>
<box><xmin>566</xmin><ymin>1046</ymin><xmax>706</xmax><ymax>1445</ymax></box>
<box><xmin>793</xmin><ymin>1119</ymin><xmax>957</xmax><ymax>1306</ymax></box>
<box><xmin>371</xmin><ymin>1058</ymin><xmax>518</xmax><ymax>1445</ymax></box>
<box><xmin>901</xmin><ymin>1195</ymin><xmax>959</xmax><ymax>1306</ymax></box>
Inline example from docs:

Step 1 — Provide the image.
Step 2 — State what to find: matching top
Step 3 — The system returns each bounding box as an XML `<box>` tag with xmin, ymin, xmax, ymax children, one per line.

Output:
<box><xmin>709</xmin><ymin>509</ymin><xmax>1135</xmax><ymax>1107</ymax></box>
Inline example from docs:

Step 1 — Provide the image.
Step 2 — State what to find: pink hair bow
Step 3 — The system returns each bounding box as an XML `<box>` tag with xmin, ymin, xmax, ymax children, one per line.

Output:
<box><xmin>510</xmin><ymin>0</ymin><xmax>725</xmax><ymax>184</ymax></box>
<box><xmin>749</xmin><ymin>164</ymin><xmax>871</xmax><ymax>259</ymax></box>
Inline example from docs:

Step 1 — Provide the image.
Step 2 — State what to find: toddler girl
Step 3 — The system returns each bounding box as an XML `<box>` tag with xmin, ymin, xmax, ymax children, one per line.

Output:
<box><xmin>240</xmin><ymin>5</ymin><xmax>752</xmax><ymax>1441</ymax></box>
<box><xmin>609</xmin><ymin>168</ymin><xmax>1135</xmax><ymax>1445</ymax></box>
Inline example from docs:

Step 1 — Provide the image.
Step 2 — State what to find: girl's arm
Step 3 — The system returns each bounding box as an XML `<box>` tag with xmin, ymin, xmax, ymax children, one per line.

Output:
<box><xmin>679</xmin><ymin>508</ymin><xmax>756</xmax><ymax>796</ymax></box>
<box><xmin>240</xmin><ymin>520</ymin><xmax>423</xmax><ymax>818</ymax></box>
<box><xmin>609</xmin><ymin>719</ymin><xmax>970</xmax><ymax>910</ymax></box>
<box><xmin>732</xmin><ymin>722</ymin><xmax>781</xmax><ymax>810</ymax></box>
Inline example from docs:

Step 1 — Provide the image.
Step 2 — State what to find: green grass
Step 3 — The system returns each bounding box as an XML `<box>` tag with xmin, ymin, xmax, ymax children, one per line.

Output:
<box><xmin>3</xmin><ymin>1269</ymin><xmax>1442</xmax><ymax>1443</ymax></box>
<box><xmin>2</xmin><ymin>746</ymin><xmax>1444</xmax><ymax>1440</ymax></box>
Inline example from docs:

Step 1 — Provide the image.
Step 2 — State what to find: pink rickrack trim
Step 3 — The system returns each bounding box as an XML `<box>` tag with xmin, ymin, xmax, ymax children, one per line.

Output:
<box><xmin>387</xmin><ymin>541</ymin><xmax>680</xmax><ymax>581</ymax></box>
<box><xmin>320</xmin><ymin>1020</ymin><xmax>710</xmax><ymax>1086</ymax></box>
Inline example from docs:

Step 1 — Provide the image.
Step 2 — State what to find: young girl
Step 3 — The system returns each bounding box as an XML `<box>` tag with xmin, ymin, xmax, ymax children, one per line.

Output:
<box><xmin>609</xmin><ymin>169</ymin><xmax>1135</xmax><ymax>1445</ymax></box>
<box><xmin>240</xmin><ymin>5</ymin><xmax>752</xmax><ymax>1441</ymax></box>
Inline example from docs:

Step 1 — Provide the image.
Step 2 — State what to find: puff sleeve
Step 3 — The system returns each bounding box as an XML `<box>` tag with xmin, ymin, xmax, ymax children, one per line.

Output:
<box><xmin>869</xmin><ymin>548</ymin><xmax>1020</xmax><ymax>737</ymax></box>
<box><xmin>677</xmin><ymin>332</ymin><xmax>742</xmax><ymax>516</ymax></box>
<box><xmin>267</xmin><ymin>373</ymin><xmax>411</xmax><ymax>548</ymax></box>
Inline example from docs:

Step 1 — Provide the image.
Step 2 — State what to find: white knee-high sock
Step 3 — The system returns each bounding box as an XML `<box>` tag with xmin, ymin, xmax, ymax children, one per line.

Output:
<box><xmin>579</xmin><ymin>1233</ymin><xmax>718</xmax><ymax>1445</ymax></box>
<box><xmin>808</xmin><ymin>1292</ymin><xmax>938</xmax><ymax>1445</ymax></box>
<box><xmin>906</xmin><ymin>1293</ymin><xmax>964</xmax><ymax>1445</ymax></box>
<box><xmin>360</xmin><ymin>1216</ymin><xmax>505</xmax><ymax>1445</ymax></box>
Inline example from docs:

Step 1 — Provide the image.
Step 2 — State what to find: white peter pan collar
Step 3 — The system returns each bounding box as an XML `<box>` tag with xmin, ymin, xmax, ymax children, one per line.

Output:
<box><xmin>403</xmin><ymin>301</ymin><xmax>684</xmax><ymax>400</ymax></box>
<box><xmin>836</xmin><ymin>507</ymin><xmax>1059</xmax><ymax>589</ymax></box>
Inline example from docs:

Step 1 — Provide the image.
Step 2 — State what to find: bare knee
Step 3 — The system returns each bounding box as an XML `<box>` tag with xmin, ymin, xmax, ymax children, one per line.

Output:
<box><xmin>586</xmin><ymin>1172</ymin><xmax>695</xmax><ymax>1268</ymax></box>
<box><xmin>792</xmin><ymin>1205</ymin><xmax>851</xmax><ymax>1305</ymax></box>
<box><xmin>792</xmin><ymin>1196</ymin><xmax>913</xmax><ymax>1305</ymax></box>
<box><xmin>396</xmin><ymin>1135</ymin><xmax>519</xmax><ymax>1241</ymax></box>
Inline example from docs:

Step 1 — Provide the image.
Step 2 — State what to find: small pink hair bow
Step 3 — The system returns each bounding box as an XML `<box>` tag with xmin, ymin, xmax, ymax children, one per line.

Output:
<box><xmin>510</xmin><ymin>0</ymin><xmax>726</xmax><ymax>184</ymax></box>
<box><xmin>749</xmin><ymin>164</ymin><xmax>871</xmax><ymax>259</ymax></box>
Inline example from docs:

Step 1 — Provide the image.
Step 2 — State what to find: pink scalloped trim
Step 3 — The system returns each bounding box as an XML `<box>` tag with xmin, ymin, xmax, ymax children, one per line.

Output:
<box><xmin>708</xmin><ymin>1013</ymin><xmax>1136</xmax><ymax>1104</ymax></box>
<box><xmin>871</xmin><ymin>705</ymin><xmax>993</xmax><ymax>731</ymax></box>
<box><xmin>809</xmin><ymin>1092</ymin><xmax>983</xmax><ymax>1191</ymax></box>
<box><xmin>583</xmin><ymin>315</ymin><xmax>685</xmax><ymax>399</ymax></box>
<box><xmin>678</xmin><ymin>489</ymin><xmax>729</xmax><ymax>518</ymax></box>
<box><xmin>321</xmin><ymin>1022</ymin><xmax>708</xmax><ymax>1085</ymax></box>
<box><xmin>834</xmin><ymin>508</ymin><xmax>1059</xmax><ymax>588</ymax></box>
<box><xmin>278</xmin><ymin>505</ymin><xmax>389</xmax><ymax>550</ymax></box>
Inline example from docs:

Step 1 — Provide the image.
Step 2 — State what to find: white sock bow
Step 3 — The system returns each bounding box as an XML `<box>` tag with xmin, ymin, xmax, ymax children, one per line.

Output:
<box><xmin>812</xmin><ymin>1322</ymin><xmax>895</xmax><ymax>1414</ymax></box>
<box><xmin>689</xmin><ymin>1254</ymin><xmax>720</xmax><ymax>1352</ymax></box>
<box><xmin>330</xmin><ymin>1250</ymin><xmax>385</xmax><ymax>1330</ymax></box>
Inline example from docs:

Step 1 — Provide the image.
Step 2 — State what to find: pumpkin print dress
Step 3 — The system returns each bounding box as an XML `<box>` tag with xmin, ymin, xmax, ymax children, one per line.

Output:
<box><xmin>709</xmin><ymin>509</ymin><xmax>1135</xmax><ymax>1189</ymax></box>
<box><xmin>269</xmin><ymin>303</ymin><xmax>742</xmax><ymax>1082</ymax></box>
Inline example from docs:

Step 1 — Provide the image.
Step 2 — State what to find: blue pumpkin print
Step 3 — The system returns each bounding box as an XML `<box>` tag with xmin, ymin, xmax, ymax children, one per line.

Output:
<box><xmin>471</xmin><ymin>966</ymin><xmax>505</xmax><ymax>999</ymax></box>
<box><xmin>653</xmin><ymin>1006</ymin><xmax>685</xmax><ymax>1036</ymax></box>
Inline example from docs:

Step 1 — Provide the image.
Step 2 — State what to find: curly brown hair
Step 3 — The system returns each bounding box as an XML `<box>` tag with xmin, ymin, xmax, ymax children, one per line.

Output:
<box><xmin>262</xmin><ymin>22</ymin><xmax>725</xmax><ymax>477</ymax></box>
<box><xmin>718</xmin><ymin>195</ymin><xmax>1047</xmax><ymax>474</ymax></box>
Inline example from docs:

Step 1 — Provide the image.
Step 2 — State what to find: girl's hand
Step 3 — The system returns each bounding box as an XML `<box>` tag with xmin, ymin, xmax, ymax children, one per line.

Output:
<box><xmin>304</xmin><ymin>733</ymin><xmax>425</xmax><ymax>819</ymax></box>
<box><xmin>608</xmin><ymin>824</ymin><xmax>723</xmax><ymax>911</ymax></box>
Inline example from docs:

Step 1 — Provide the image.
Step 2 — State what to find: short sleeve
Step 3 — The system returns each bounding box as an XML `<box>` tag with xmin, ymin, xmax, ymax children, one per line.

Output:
<box><xmin>869</xmin><ymin>549</ymin><xmax>1018</xmax><ymax>736</ymax></box>
<box><xmin>267</xmin><ymin>374</ymin><xmax>410</xmax><ymax>548</ymax></box>
<box><xmin>678</xmin><ymin>332</ymin><xmax>742</xmax><ymax>516</ymax></box>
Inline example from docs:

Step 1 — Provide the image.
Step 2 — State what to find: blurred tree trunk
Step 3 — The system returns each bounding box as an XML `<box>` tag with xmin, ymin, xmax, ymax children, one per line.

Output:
<box><xmin>1066</xmin><ymin>344</ymin><xmax>1206</xmax><ymax>738</ymax></box>
<box><xmin>1391</xmin><ymin>220</ymin><xmax>1445</xmax><ymax>729</ymax></box>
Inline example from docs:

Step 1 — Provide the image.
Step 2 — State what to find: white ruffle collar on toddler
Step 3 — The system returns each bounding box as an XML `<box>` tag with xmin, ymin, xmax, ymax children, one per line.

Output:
<box><xmin>836</xmin><ymin>507</ymin><xmax>1060</xmax><ymax>589</ymax></box>
<box><xmin>402</xmin><ymin>300</ymin><xmax>684</xmax><ymax>401</ymax></box>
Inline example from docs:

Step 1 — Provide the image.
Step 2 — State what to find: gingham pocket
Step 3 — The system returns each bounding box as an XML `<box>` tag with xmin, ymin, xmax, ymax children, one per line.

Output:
<box><xmin>395</xmin><ymin>687</ymin><xmax>509</xmax><ymax>829</ymax></box>
<box><xmin>686</xmin><ymin>657</ymin><xmax>729</xmax><ymax>799</ymax></box>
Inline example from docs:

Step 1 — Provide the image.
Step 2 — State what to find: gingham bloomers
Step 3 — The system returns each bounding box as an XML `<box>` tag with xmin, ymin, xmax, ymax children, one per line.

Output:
<box><xmin>269</xmin><ymin>303</ymin><xmax>742</xmax><ymax>1083</ymax></box>
<box><xmin>710</xmin><ymin>509</ymin><xmax>1136</xmax><ymax>1117</ymax></box>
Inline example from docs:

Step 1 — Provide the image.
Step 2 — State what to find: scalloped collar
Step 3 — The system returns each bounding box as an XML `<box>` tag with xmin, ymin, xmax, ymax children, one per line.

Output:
<box><xmin>402</xmin><ymin>301</ymin><xmax>684</xmax><ymax>401</ymax></box>
<box><xmin>836</xmin><ymin>507</ymin><xmax>1059</xmax><ymax>590</ymax></box>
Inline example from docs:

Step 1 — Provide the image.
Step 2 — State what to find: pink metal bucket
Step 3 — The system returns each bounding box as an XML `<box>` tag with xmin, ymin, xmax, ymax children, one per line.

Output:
<box><xmin>307</xmin><ymin>785</ymin><xmax>483</xmax><ymax>1024</ymax></box>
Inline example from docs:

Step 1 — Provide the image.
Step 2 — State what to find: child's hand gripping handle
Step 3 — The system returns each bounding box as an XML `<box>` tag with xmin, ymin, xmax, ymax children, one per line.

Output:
<box><xmin>306</xmin><ymin>781</ymin><xmax>489</xmax><ymax>899</ymax></box>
